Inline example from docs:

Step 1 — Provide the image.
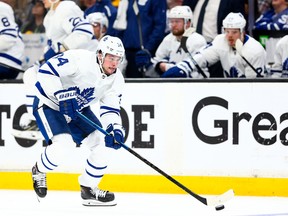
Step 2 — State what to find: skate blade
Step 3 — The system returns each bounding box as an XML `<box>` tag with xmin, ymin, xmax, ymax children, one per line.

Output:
<box><xmin>11</xmin><ymin>129</ymin><xmax>43</xmax><ymax>140</ymax></box>
<box><xmin>82</xmin><ymin>199</ymin><xmax>117</xmax><ymax>207</ymax></box>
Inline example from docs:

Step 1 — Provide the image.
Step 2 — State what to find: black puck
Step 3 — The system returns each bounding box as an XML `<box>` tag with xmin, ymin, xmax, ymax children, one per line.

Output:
<box><xmin>215</xmin><ymin>204</ymin><xmax>225</xmax><ymax>211</ymax></box>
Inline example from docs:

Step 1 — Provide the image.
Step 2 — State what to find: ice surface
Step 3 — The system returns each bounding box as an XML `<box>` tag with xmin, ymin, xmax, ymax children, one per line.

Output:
<box><xmin>0</xmin><ymin>190</ymin><xmax>288</xmax><ymax>216</ymax></box>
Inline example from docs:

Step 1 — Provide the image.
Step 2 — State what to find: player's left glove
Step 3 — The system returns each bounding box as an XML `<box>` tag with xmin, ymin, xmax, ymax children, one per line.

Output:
<box><xmin>161</xmin><ymin>60</ymin><xmax>193</xmax><ymax>78</ymax></box>
<box><xmin>135</xmin><ymin>49</ymin><xmax>151</xmax><ymax>68</ymax></box>
<box><xmin>54</xmin><ymin>89</ymin><xmax>79</xmax><ymax>120</ymax></box>
<box><xmin>105</xmin><ymin>123</ymin><xmax>125</xmax><ymax>150</ymax></box>
<box><xmin>161</xmin><ymin>66</ymin><xmax>187</xmax><ymax>78</ymax></box>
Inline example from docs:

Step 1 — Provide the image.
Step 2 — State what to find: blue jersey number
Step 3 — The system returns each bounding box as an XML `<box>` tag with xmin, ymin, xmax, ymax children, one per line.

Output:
<box><xmin>1</xmin><ymin>17</ymin><xmax>10</xmax><ymax>27</ymax></box>
<box><xmin>55</xmin><ymin>53</ymin><xmax>69</xmax><ymax>67</ymax></box>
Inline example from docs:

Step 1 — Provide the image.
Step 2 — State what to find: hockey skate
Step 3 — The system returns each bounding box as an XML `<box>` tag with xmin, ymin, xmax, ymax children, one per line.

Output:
<box><xmin>32</xmin><ymin>164</ymin><xmax>47</xmax><ymax>198</ymax></box>
<box><xmin>80</xmin><ymin>185</ymin><xmax>116</xmax><ymax>206</ymax></box>
<box><xmin>12</xmin><ymin>120</ymin><xmax>43</xmax><ymax>140</ymax></box>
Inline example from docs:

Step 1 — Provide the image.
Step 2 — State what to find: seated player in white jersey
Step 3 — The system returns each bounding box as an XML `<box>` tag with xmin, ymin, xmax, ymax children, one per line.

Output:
<box><xmin>11</xmin><ymin>0</ymin><xmax>95</xmax><ymax>140</ymax></box>
<box><xmin>151</xmin><ymin>5</ymin><xmax>206</xmax><ymax>77</ymax></box>
<box><xmin>31</xmin><ymin>35</ymin><xmax>126</xmax><ymax>206</ymax></box>
<box><xmin>0</xmin><ymin>0</ymin><xmax>24</xmax><ymax>79</ymax></box>
<box><xmin>87</xmin><ymin>12</ymin><xmax>109</xmax><ymax>41</ymax></box>
<box><xmin>162</xmin><ymin>12</ymin><xmax>267</xmax><ymax>78</ymax></box>
<box><xmin>270</xmin><ymin>35</ymin><xmax>288</xmax><ymax>78</ymax></box>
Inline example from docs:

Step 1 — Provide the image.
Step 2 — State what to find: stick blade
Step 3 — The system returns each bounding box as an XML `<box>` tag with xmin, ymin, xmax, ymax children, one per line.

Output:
<box><xmin>235</xmin><ymin>39</ymin><xmax>243</xmax><ymax>54</ymax></box>
<box><xmin>206</xmin><ymin>189</ymin><xmax>235</xmax><ymax>206</ymax></box>
<box><xmin>183</xmin><ymin>27</ymin><xmax>196</xmax><ymax>37</ymax></box>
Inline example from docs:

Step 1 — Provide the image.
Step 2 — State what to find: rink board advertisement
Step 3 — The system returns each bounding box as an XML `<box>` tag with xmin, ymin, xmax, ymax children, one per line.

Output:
<box><xmin>0</xmin><ymin>80</ymin><xmax>288</xmax><ymax>195</ymax></box>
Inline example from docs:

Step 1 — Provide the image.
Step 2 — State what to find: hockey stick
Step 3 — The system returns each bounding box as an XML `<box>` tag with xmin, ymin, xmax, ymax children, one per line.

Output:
<box><xmin>180</xmin><ymin>27</ymin><xmax>207</xmax><ymax>78</ymax></box>
<box><xmin>76</xmin><ymin>111</ymin><xmax>234</xmax><ymax>207</ymax></box>
<box><xmin>235</xmin><ymin>39</ymin><xmax>263</xmax><ymax>77</ymax></box>
<box><xmin>133</xmin><ymin>1</ymin><xmax>150</xmax><ymax>77</ymax></box>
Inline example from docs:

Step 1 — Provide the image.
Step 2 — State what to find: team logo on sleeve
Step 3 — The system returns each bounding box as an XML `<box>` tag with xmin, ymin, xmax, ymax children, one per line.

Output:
<box><xmin>68</xmin><ymin>87</ymin><xmax>96</xmax><ymax>110</ymax></box>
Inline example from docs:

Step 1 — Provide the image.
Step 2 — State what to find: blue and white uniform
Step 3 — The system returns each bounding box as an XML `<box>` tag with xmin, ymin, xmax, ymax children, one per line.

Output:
<box><xmin>270</xmin><ymin>35</ymin><xmax>288</xmax><ymax>77</ymax></box>
<box><xmin>152</xmin><ymin>29</ymin><xmax>207</xmax><ymax>73</ymax></box>
<box><xmin>43</xmin><ymin>1</ymin><xmax>94</xmax><ymax>59</ymax></box>
<box><xmin>163</xmin><ymin>34</ymin><xmax>267</xmax><ymax>78</ymax></box>
<box><xmin>33</xmin><ymin>48</ymin><xmax>124</xmax><ymax>189</ymax></box>
<box><xmin>0</xmin><ymin>2</ymin><xmax>24</xmax><ymax>79</ymax></box>
<box><xmin>18</xmin><ymin>0</ymin><xmax>96</xmax><ymax>140</ymax></box>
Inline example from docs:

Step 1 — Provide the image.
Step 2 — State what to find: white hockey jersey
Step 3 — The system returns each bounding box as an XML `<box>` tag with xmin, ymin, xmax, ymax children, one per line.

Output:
<box><xmin>152</xmin><ymin>31</ymin><xmax>206</xmax><ymax>72</ymax></box>
<box><xmin>35</xmin><ymin>49</ymin><xmax>124</xmax><ymax>128</ymax></box>
<box><xmin>0</xmin><ymin>2</ymin><xmax>24</xmax><ymax>70</ymax></box>
<box><xmin>189</xmin><ymin>34</ymin><xmax>267</xmax><ymax>78</ymax></box>
<box><xmin>271</xmin><ymin>35</ymin><xmax>288</xmax><ymax>77</ymax></box>
<box><xmin>44</xmin><ymin>1</ymin><xmax>94</xmax><ymax>52</ymax></box>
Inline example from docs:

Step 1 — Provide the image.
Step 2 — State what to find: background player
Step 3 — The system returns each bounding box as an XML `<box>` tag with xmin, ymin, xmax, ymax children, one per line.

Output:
<box><xmin>270</xmin><ymin>35</ymin><xmax>288</xmax><ymax>77</ymax></box>
<box><xmin>12</xmin><ymin>0</ymin><xmax>95</xmax><ymax>140</ymax></box>
<box><xmin>0</xmin><ymin>0</ymin><xmax>25</xmax><ymax>79</ymax></box>
<box><xmin>162</xmin><ymin>12</ymin><xmax>267</xmax><ymax>78</ymax></box>
<box><xmin>151</xmin><ymin>5</ymin><xmax>206</xmax><ymax>77</ymax></box>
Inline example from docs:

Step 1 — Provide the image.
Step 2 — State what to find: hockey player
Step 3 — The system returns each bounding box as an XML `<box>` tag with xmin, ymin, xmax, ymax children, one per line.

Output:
<box><xmin>270</xmin><ymin>35</ymin><xmax>288</xmax><ymax>77</ymax></box>
<box><xmin>0</xmin><ymin>0</ymin><xmax>25</xmax><ymax>79</ymax></box>
<box><xmin>31</xmin><ymin>35</ymin><xmax>125</xmax><ymax>206</ymax></box>
<box><xmin>42</xmin><ymin>0</ymin><xmax>94</xmax><ymax>61</ymax></box>
<box><xmin>87</xmin><ymin>12</ymin><xmax>108</xmax><ymax>40</ymax></box>
<box><xmin>11</xmin><ymin>0</ymin><xmax>95</xmax><ymax>140</ymax></box>
<box><xmin>152</xmin><ymin>5</ymin><xmax>206</xmax><ymax>76</ymax></box>
<box><xmin>162</xmin><ymin>12</ymin><xmax>267</xmax><ymax>78</ymax></box>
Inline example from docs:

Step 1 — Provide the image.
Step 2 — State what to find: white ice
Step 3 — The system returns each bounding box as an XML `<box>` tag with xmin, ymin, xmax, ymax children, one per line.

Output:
<box><xmin>1</xmin><ymin>190</ymin><xmax>288</xmax><ymax>216</ymax></box>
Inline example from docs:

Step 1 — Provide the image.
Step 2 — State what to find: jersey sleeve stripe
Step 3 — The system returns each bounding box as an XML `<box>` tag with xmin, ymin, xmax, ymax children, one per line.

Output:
<box><xmin>46</xmin><ymin>61</ymin><xmax>60</xmax><ymax>77</ymax></box>
<box><xmin>0</xmin><ymin>53</ymin><xmax>22</xmax><ymax>65</ymax></box>
<box><xmin>100</xmin><ymin>105</ymin><xmax>120</xmax><ymax>113</ymax></box>
<box><xmin>35</xmin><ymin>81</ymin><xmax>49</xmax><ymax>98</ymax></box>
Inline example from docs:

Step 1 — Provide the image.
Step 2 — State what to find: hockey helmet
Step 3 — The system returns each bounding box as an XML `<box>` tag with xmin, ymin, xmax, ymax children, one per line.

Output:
<box><xmin>168</xmin><ymin>5</ymin><xmax>193</xmax><ymax>22</ymax></box>
<box><xmin>87</xmin><ymin>12</ymin><xmax>109</xmax><ymax>28</ymax></box>
<box><xmin>97</xmin><ymin>35</ymin><xmax>125</xmax><ymax>61</ymax></box>
<box><xmin>222</xmin><ymin>12</ymin><xmax>246</xmax><ymax>32</ymax></box>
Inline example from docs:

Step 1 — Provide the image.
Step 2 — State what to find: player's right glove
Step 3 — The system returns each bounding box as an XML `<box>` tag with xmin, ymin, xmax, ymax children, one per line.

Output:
<box><xmin>54</xmin><ymin>89</ymin><xmax>79</xmax><ymax>120</ymax></box>
<box><xmin>105</xmin><ymin>123</ymin><xmax>125</xmax><ymax>150</ymax></box>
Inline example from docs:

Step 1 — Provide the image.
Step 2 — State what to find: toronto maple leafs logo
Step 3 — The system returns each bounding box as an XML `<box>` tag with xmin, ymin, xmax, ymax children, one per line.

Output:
<box><xmin>67</xmin><ymin>86</ymin><xmax>95</xmax><ymax>110</ymax></box>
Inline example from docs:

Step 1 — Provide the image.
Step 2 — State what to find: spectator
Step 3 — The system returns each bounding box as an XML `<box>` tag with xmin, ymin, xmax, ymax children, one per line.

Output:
<box><xmin>254</xmin><ymin>0</ymin><xmax>288</xmax><ymax>30</ymax></box>
<box><xmin>78</xmin><ymin>0</ymin><xmax>96</xmax><ymax>11</ymax></box>
<box><xmin>191</xmin><ymin>0</ymin><xmax>245</xmax><ymax>78</ymax></box>
<box><xmin>21</xmin><ymin>0</ymin><xmax>46</xmax><ymax>34</ymax></box>
<box><xmin>84</xmin><ymin>0</ymin><xmax>117</xmax><ymax>36</ymax></box>
<box><xmin>270</xmin><ymin>35</ymin><xmax>288</xmax><ymax>77</ymax></box>
<box><xmin>113</xmin><ymin>0</ymin><xmax>167</xmax><ymax>78</ymax></box>
<box><xmin>0</xmin><ymin>0</ymin><xmax>25</xmax><ymax>79</ymax></box>
<box><xmin>152</xmin><ymin>5</ymin><xmax>206</xmax><ymax>76</ymax></box>
<box><xmin>257</xmin><ymin>0</ymin><xmax>272</xmax><ymax>15</ymax></box>
<box><xmin>163</xmin><ymin>13</ymin><xmax>267</xmax><ymax>78</ymax></box>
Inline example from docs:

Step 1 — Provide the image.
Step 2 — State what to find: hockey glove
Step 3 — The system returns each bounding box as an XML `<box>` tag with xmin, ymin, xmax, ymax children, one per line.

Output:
<box><xmin>55</xmin><ymin>89</ymin><xmax>79</xmax><ymax>120</ymax></box>
<box><xmin>105</xmin><ymin>123</ymin><xmax>125</xmax><ymax>150</ymax></box>
<box><xmin>135</xmin><ymin>49</ymin><xmax>152</xmax><ymax>68</ymax></box>
<box><xmin>161</xmin><ymin>60</ymin><xmax>193</xmax><ymax>78</ymax></box>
